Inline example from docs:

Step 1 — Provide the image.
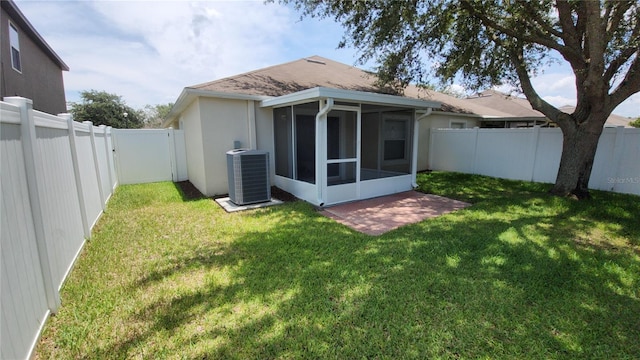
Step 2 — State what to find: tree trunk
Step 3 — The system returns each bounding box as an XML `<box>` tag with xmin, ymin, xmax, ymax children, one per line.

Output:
<box><xmin>550</xmin><ymin>119</ymin><xmax>606</xmax><ymax>199</ymax></box>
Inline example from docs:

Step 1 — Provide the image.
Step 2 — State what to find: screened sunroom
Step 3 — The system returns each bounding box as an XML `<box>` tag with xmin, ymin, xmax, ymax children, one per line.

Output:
<box><xmin>262</xmin><ymin>87</ymin><xmax>439</xmax><ymax>206</ymax></box>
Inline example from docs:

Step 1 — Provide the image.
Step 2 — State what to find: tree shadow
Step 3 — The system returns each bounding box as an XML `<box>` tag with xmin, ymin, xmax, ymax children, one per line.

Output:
<box><xmin>91</xmin><ymin>184</ymin><xmax>640</xmax><ymax>359</ymax></box>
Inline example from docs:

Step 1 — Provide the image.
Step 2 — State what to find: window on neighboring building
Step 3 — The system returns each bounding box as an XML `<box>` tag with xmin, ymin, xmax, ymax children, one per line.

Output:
<box><xmin>9</xmin><ymin>22</ymin><xmax>21</xmax><ymax>72</ymax></box>
<box><xmin>450</xmin><ymin>121</ymin><xmax>466</xmax><ymax>129</ymax></box>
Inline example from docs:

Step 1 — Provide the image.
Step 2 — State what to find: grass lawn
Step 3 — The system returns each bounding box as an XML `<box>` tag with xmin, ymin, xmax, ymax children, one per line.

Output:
<box><xmin>35</xmin><ymin>172</ymin><xmax>640</xmax><ymax>359</ymax></box>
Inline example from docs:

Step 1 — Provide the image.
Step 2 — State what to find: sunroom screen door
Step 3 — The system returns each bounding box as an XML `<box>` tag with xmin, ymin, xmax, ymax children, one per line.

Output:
<box><xmin>325</xmin><ymin>107</ymin><xmax>360</xmax><ymax>205</ymax></box>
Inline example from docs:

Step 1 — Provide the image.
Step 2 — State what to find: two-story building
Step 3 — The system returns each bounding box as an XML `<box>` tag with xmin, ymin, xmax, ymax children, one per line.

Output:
<box><xmin>1</xmin><ymin>0</ymin><xmax>68</xmax><ymax>114</ymax></box>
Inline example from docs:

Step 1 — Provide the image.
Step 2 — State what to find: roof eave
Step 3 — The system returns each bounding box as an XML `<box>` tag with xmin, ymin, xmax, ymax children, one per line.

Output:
<box><xmin>2</xmin><ymin>0</ymin><xmax>69</xmax><ymax>71</ymax></box>
<box><xmin>260</xmin><ymin>87</ymin><xmax>441</xmax><ymax>109</ymax></box>
<box><xmin>162</xmin><ymin>88</ymin><xmax>271</xmax><ymax>127</ymax></box>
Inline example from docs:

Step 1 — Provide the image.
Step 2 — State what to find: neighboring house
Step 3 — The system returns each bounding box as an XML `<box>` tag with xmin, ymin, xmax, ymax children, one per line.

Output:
<box><xmin>464</xmin><ymin>89</ymin><xmax>632</xmax><ymax>128</ymax></box>
<box><xmin>1</xmin><ymin>0</ymin><xmax>68</xmax><ymax>114</ymax></box>
<box><xmin>557</xmin><ymin>105</ymin><xmax>632</xmax><ymax>127</ymax></box>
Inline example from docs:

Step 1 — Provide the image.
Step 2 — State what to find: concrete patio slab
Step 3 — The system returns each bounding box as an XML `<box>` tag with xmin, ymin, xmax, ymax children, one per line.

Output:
<box><xmin>320</xmin><ymin>191</ymin><xmax>471</xmax><ymax>236</ymax></box>
<box><xmin>215</xmin><ymin>197</ymin><xmax>283</xmax><ymax>213</ymax></box>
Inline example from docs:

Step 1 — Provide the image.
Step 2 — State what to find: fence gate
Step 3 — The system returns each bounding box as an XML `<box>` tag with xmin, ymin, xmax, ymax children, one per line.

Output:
<box><xmin>112</xmin><ymin>129</ymin><xmax>187</xmax><ymax>184</ymax></box>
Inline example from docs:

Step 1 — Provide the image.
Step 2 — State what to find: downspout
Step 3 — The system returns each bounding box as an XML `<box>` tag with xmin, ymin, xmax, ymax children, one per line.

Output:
<box><xmin>315</xmin><ymin>98</ymin><xmax>334</xmax><ymax>206</ymax></box>
<box><xmin>411</xmin><ymin>108</ymin><xmax>433</xmax><ymax>188</ymax></box>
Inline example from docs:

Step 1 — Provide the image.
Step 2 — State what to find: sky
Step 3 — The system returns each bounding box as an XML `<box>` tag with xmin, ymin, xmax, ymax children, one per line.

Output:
<box><xmin>14</xmin><ymin>0</ymin><xmax>640</xmax><ymax>118</ymax></box>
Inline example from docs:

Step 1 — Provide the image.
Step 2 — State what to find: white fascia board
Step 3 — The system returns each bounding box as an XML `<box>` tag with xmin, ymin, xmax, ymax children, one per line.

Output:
<box><xmin>260</xmin><ymin>87</ymin><xmax>441</xmax><ymax>109</ymax></box>
<box><xmin>163</xmin><ymin>88</ymin><xmax>272</xmax><ymax>127</ymax></box>
<box><xmin>431</xmin><ymin>110</ymin><xmax>546</xmax><ymax>121</ymax></box>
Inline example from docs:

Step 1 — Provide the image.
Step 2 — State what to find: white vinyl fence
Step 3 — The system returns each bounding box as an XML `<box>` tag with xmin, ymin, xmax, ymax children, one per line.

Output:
<box><xmin>112</xmin><ymin>128</ymin><xmax>187</xmax><ymax>184</ymax></box>
<box><xmin>1</xmin><ymin>97</ymin><xmax>117</xmax><ymax>360</ymax></box>
<box><xmin>429</xmin><ymin>126</ymin><xmax>640</xmax><ymax>196</ymax></box>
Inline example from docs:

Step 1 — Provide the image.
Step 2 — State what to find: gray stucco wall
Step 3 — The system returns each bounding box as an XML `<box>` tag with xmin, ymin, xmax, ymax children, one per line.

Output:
<box><xmin>1</xmin><ymin>8</ymin><xmax>66</xmax><ymax>114</ymax></box>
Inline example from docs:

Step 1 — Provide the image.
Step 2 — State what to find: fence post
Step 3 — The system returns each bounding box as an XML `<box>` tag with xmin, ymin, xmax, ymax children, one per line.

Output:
<box><xmin>428</xmin><ymin>128</ymin><xmax>435</xmax><ymax>170</ymax></box>
<box><xmin>471</xmin><ymin>127</ymin><xmax>480</xmax><ymax>174</ymax></box>
<box><xmin>84</xmin><ymin>121</ymin><xmax>106</xmax><ymax>210</ymax></box>
<box><xmin>105</xmin><ymin>126</ymin><xmax>116</xmax><ymax>190</ymax></box>
<box><xmin>168</xmin><ymin>128</ymin><xmax>177</xmax><ymax>182</ymax></box>
<box><xmin>4</xmin><ymin>96</ymin><xmax>61</xmax><ymax>313</ymax></box>
<box><xmin>527</xmin><ymin>126</ymin><xmax>541</xmax><ymax>181</ymax></box>
<box><xmin>608</xmin><ymin>126</ymin><xmax>626</xmax><ymax>191</ymax></box>
<box><xmin>100</xmin><ymin>125</ymin><xmax>115</xmax><ymax>197</ymax></box>
<box><xmin>60</xmin><ymin>113</ymin><xmax>91</xmax><ymax>239</ymax></box>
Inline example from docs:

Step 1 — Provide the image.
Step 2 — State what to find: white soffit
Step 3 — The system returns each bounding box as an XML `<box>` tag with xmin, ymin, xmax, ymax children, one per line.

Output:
<box><xmin>260</xmin><ymin>87</ymin><xmax>441</xmax><ymax>109</ymax></box>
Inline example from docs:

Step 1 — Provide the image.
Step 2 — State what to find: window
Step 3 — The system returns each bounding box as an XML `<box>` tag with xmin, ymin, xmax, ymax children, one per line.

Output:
<box><xmin>9</xmin><ymin>22</ymin><xmax>21</xmax><ymax>72</ymax></box>
<box><xmin>450</xmin><ymin>121</ymin><xmax>466</xmax><ymax>129</ymax></box>
<box><xmin>383</xmin><ymin>119</ymin><xmax>408</xmax><ymax>161</ymax></box>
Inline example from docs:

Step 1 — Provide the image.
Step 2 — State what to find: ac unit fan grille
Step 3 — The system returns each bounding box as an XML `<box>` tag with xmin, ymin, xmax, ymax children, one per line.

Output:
<box><xmin>227</xmin><ymin>150</ymin><xmax>271</xmax><ymax>205</ymax></box>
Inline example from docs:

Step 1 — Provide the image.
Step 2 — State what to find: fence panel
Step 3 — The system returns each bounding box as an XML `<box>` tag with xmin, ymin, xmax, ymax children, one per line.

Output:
<box><xmin>34</xmin><ymin>111</ymin><xmax>86</xmax><ymax>289</ymax></box>
<box><xmin>113</xmin><ymin>129</ymin><xmax>187</xmax><ymax>184</ymax></box>
<box><xmin>1</xmin><ymin>117</ymin><xmax>49</xmax><ymax>360</ymax></box>
<box><xmin>94</xmin><ymin>129</ymin><xmax>113</xmax><ymax>201</ymax></box>
<box><xmin>474</xmin><ymin>129</ymin><xmax>534</xmax><ymax>181</ymax></box>
<box><xmin>1</xmin><ymin>97</ymin><xmax>116</xmax><ymax>359</ymax></box>
<box><xmin>429</xmin><ymin>126</ymin><xmax>639</xmax><ymax>196</ymax></box>
<box><xmin>74</xmin><ymin>125</ymin><xmax>104</xmax><ymax>230</ymax></box>
<box><xmin>531</xmin><ymin>128</ymin><xmax>563</xmax><ymax>183</ymax></box>
<box><xmin>612</xmin><ymin>128</ymin><xmax>640</xmax><ymax>195</ymax></box>
<box><xmin>429</xmin><ymin>128</ymin><xmax>477</xmax><ymax>173</ymax></box>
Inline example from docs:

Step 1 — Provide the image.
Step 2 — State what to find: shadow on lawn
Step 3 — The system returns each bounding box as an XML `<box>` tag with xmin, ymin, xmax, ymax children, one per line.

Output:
<box><xmin>96</xmin><ymin>186</ymin><xmax>640</xmax><ymax>359</ymax></box>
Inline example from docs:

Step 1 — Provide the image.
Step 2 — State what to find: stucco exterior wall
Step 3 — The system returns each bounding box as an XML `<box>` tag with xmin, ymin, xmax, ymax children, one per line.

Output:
<box><xmin>254</xmin><ymin>103</ymin><xmax>275</xmax><ymax>182</ymax></box>
<box><xmin>180</xmin><ymin>99</ymin><xmax>208</xmax><ymax>195</ymax></box>
<box><xmin>418</xmin><ymin>113</ymin><xmax>480</xmax><ymax>170</ymax></box>
<box><xmin>198</xmin><ymin>97</ymin><xmax>252</xmax><ymax>196</ymax></box>
<box><xmin>1</xmin><ymin>8</ymin><xmax>66</xmax><ymax>114</ymax></box>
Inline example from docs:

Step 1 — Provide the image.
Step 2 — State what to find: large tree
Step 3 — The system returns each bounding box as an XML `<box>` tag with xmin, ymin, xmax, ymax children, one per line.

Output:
<box><xmin>285</xmin><ymin>0</ymin><xmax>640</xmax><ymax>198</ymax></box>
<box><xmin>71</xmin><ymin>90</ymin><xmax>143</xmax><ymax>129</ymax></box>
<box><xmin>141</xmin><ymin>103</ymin><xmax>173</xmax><ymax>129</ymax></box>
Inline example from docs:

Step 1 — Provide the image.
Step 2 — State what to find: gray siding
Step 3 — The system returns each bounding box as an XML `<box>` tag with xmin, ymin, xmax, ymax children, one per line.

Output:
<box><xmin>1</xmin><ymin>7</ymin><xmax>67</xmax><ymax>114</ymax></box>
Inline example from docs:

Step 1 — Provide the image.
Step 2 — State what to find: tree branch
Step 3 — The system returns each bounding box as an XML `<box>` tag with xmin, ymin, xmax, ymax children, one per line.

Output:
<box><xmin>522</xmin><ymin>1</ymin><xmax>564</xmax><ymax>39</ymax></box>
<box><xmin>603</xmin><ymin>45</ymin><xmax>639</xmax><ymax>84</ymax></box>
<box><xmin>608</xmin><ymin>54</ymin><xmax>640</xmax><ymax>111</ymax></box>
<box><xmin>461</xmin><ymin>2</ymin><xmax>567</xmax><ymax>55</ymax></box>
<box><xmin>605</xmin><ymin>1</ymin><xmax>633</xmax><ymax>41</ymax></box>
<box><xmin>507</xmin><ymin>43</ymin><xmax>568</xmax><ymax>127</ymax></box>
<box><xmin>556</xmin><ymin>1</ymin><xmax>581</xmax><ymax>50</ymax></box>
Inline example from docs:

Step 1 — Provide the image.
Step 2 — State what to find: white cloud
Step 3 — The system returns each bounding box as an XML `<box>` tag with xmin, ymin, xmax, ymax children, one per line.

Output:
<box><xmin>12</xmin><ymin>0</ymin><xmax>640</xmax><ymax>118</ymax></box>
<box><xmin>542</xmin><ymin>95</ymin><xmax>576</xmax><ymax>108</ymax></box>
<box><xmin>15</xmin><ymin>0</ymin><xmax>354</xmax><ymax>108</ymax></box>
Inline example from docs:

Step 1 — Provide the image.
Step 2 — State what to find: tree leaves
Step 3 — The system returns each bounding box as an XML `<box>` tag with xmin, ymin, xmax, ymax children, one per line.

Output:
<box><xmin>70</xmin><ymin>90</ymin><xmax>144</xmax><ymax>129</ymax></box>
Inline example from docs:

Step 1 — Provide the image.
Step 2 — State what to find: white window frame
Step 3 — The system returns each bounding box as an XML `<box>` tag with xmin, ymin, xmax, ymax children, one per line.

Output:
<box><xmin>450</xmin><ymin>120</ymin><xmax>466</xmax><ymax>129</ymax></box>
<box><xmin>9</xmin><ymin>22</ymin><xmax>22</xmax><ymax>73</ymax></box>
<box><xmin>381</xmin><ymin>115</ymin><xmax>411</xmax><ymax>166</ymax></box>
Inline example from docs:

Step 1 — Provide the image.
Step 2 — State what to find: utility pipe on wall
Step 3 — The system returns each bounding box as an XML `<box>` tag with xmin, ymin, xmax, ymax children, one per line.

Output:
<box><xmin>315</xmin><ymin>98</ymin><xmax>334</xmax><ymax>206</ymax></box>
<box><xmin>411</xmin><ymin>108</ymin><xmax>433</xmax><ymax>188</ymax></box>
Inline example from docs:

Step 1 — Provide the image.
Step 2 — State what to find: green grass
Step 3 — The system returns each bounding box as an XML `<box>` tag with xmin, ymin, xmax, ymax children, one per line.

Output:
<box><xmin>35</xmin><ymin>172</ymin><xmax>640</xmax><ymax>359</ymax></box>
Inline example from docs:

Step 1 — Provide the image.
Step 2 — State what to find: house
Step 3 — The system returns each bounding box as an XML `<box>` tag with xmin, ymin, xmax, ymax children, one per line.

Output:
<box><xmin>166</xmin><ymin>56</ymin><xmax>564</xmax><ymax>205</ymax></box>
<box><xmin>1</xmin><ymin>0</ymin><xmax>68</xmax><ymax>114</ymax></box>
<box><xmin>464</xmin><ymin>89</ymin><xmax>633</xmax><ymax>128</ymax></box>
<box><xmin>165</xmin><ymin>56</ymin><xmax>516</xmax><ymax>206</ymax></box>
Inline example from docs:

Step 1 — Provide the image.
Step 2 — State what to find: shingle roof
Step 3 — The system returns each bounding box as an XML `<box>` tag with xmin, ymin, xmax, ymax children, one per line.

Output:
<box><xmin>189</xmin><ymin>56</ymin><xmax>511</xmax><ymax>116</ymax></box>
<box><xmin>186</xmin><ymin>56</ymin><xmax>632</xmax><ymax>126</ymax></box>
<box><xmin>558</xmin><ymin>105</ymin><xmax>632</xmax><ymax>127</ymax></box>
<box><xmin>465</xmin><ymin>90</ymin><xmax>632</xmax><ymax>127</ymax></box>
<box><xmin>464</xmin><ymin>89</ymin><xmax>544</xmax><ymax>117</ymax></box>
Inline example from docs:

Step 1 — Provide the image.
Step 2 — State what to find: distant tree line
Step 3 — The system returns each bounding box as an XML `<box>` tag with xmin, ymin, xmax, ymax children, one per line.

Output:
<box><xmin>70</xmin><ymin>90</ymin><xmax>172</xmax><ymax>129</ymax></box>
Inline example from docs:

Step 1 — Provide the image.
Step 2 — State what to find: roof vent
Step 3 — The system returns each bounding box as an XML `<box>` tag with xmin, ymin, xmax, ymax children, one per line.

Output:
<box><xmin>305</xmin><ymin>58</ymin><xmax>326</xmax><ymax>65</ymax></box>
